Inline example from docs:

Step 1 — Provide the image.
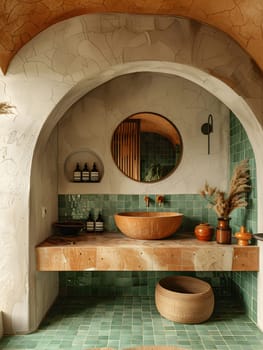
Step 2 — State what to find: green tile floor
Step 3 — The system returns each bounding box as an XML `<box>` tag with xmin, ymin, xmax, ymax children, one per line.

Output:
<box><xmin>1</xmin><ymin>296</ymin><xmax>263</xmax><ymax>350</ymax></box>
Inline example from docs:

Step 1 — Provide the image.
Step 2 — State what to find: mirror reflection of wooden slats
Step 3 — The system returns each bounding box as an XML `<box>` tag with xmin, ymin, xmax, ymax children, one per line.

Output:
<box><xmin>112</xmin><ymin>120</ymin><xmax>140</xmax><ymax>180</ymax></box>
<box><xmin>111</xmin><ymin>113</ymin><xmax>182</xmax><ymax>183</ymax></box>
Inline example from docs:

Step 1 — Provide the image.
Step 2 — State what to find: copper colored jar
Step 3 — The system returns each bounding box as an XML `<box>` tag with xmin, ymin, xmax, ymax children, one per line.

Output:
<box><xmin>194</xmin><ymin>223</ymin><xmax>213</xmax><ymax>241</ymax></box>
<box><xmin>216</xmin><ymin>217</ymin><xmax>231</xmax><ymax>244</ymax></box>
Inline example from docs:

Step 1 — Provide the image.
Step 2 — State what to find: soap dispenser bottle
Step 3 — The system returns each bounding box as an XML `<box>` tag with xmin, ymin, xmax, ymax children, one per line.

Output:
<box><xmin>82</xmin><ymin>162</ymin><xmax>90</xmax><ymax>182</ymax></box>
<box><xmin>90</xmin><ymin>162</ymin><xmax>99</xmax><ymax>182</ymax></box>
<box><xmin>95</xmin><ymin>212</ymin><xmax>104</xmax><ymax>232</ymax></box>
<box><xmin>73</xmin><ymin>162</ymin><xmax>81</xmax><ymax>182</ymax></box>
<box><xmin>86</xmin><ymin>212</ymin><xmax>95</xmax><ymax>232</ymax></box>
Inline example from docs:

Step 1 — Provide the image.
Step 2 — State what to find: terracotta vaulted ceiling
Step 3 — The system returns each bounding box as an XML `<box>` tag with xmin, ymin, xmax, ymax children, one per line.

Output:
<box><xmin>0</xmin><ymin>0</ymin><xmax>263</xmax><ymax>74</ymax></box>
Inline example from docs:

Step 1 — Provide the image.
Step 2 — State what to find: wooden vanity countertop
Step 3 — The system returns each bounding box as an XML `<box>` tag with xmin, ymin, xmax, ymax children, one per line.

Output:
<box><xmin>35</xmin><ymin>232</ymin><xmax>259</xmax><ymax>272</ymax></box>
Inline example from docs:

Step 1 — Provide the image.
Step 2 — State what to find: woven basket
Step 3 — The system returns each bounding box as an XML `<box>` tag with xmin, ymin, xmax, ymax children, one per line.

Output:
<box><xmin>155</xmin><ymin>275</ymin><xmax>214</xmax><ymax>324</ymax></box>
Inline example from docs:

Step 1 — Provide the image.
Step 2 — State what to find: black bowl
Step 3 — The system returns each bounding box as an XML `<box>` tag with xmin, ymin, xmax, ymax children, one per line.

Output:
<box><xmin>53</xmin><ymin>221</ymin><xmax>84</xmax><ymax>236</ymax></box>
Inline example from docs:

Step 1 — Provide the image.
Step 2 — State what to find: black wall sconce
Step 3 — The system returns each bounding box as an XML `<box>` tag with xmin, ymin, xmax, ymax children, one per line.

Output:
<box><xmin>201</xmin><ymin>114</ymin><xmax>213</xmax><ymax>154</ymax></box>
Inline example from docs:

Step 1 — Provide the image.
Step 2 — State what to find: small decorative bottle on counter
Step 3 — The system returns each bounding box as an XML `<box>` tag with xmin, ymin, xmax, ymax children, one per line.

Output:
<box><xmin>90</xmin><ymin>162</ymin><xmax>99</xmax><ymax>182</ymax></box>
<box><xmin>86</xmin><ymin>212</ymin><xmax>95</xmax><ymax>232</ymax></box>
<box><xmin>216</xmin><ymin>217</ymin><xmax>232</xmax><ymax>244</ymax></box>
<box><xmin>95</xmin><ymin>212</ymin><xmax>104</xmax><ymax>232</ymax></box>
<box><xmin>81</xmin><ymin>162</ymin><xmax>90</xmax><ymax>182</ymax></box>
<box><xmin>235</xmin><ymin>226</ymin><xmax>252</xmax><ymax>246</ymax></box>
<box><xmin>73</xmin><ymin>162</ymin><xmax>81</xmax><ymax>182</ymax></box>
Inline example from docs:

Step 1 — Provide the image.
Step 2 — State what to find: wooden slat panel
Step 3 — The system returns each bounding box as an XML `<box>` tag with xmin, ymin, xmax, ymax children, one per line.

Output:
<box><xmin>112</xmin><ymin>120</ymin><xmax>140</xmax><ymax>180</ymax></box>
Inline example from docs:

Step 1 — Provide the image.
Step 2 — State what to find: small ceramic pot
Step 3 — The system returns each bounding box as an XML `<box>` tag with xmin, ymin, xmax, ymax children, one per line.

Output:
<box><xmin>194</xmin><ymin>223</ymin><xmax>213</xmax><ymax>241</ymax></box>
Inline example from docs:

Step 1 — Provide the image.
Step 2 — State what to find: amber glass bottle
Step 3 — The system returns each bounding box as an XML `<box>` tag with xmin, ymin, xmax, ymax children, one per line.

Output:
<box><xmin>95</xmin><ymin>213</ymin><xmax>104</xmax><ymax>232</ymax></box>
<box><xmin>82</xmin><ymin>162</ymin><xmax>90</xmax><ymax>182</ymax></box>
<box><xmin>86</xmin><ymin>212</ymin><xmax>94</xmax><ymax>232</ymax></box>
<box><xmin>90</xmin><ymin>162</ymin><xmax>99</xmax><ymax>182</ymax></box>
<box><xmin>216</xmin><ymin>217</ymin><xmax>232</xmax><ymax>244</ymax></box>
<box><xmin>73</xmin><ymin>162</ymin><xmax>81</xmax><ymax>182</ymax></box>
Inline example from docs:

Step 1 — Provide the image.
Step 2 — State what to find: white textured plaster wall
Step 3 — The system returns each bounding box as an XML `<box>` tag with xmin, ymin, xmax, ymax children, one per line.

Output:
<box><xmin>29</xmin><ymin>127</ymin><xmax>59</xmax><ymax>332</ymax></box>
<box><xmin>0</xmin><ymin>13</ymin><xmax>262</xmax><ymax>333</ymax></box>
<box><xmin>58</xmin><ymin>72</ymin><xmax>229</xmax><ymax>194</ymax></box>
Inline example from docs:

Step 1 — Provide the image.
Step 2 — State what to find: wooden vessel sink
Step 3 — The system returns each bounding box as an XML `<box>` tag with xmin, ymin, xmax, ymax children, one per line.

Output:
<box><xmin>114</xmin><ymin>211</ymin><xmax>183</xmax><ymax>240</ymax></box>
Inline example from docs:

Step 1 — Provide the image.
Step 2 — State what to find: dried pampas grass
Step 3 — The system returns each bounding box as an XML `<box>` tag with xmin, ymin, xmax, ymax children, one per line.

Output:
<box><xmin>200</xmin><ymin>159</ymin><xmax>251</xmax><ymax>218</ymax></box>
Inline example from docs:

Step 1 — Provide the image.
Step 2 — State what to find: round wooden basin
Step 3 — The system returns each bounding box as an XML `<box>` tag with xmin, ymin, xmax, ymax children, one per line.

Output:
<box><xmin>114</xmin><ymin>211</ymin><xmax>183</xmax><ymax>240</ymax></box>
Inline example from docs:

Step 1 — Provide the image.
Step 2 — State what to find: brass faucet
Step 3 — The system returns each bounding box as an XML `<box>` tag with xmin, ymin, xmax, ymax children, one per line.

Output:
<box><xmin>144</xmin><ymin>196</ymin><xmax>150</xmax><ymax>207</ymax></box>
<box><xmin>156</xmin><ymin>195</ymin><xmax>164</xmax><ymax>206</ymax></box>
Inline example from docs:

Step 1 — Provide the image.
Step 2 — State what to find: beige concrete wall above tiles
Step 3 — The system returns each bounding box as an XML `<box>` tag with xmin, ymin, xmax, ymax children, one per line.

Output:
<box><xmin>58</xmin><ymin>72</ymin><xmax>229</xmax><ymax>195</ymax></box>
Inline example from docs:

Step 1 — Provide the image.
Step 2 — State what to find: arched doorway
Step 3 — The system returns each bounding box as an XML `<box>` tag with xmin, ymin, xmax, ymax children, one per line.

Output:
<box><xmin>1</xmin><ymin>12</ymin><xmax>262</xmax><ymax>335</ymax></box>
<box><xmin>31</xmin><ymin>61</ymin><xmax>263</xmax><ymax>331</ymax></box>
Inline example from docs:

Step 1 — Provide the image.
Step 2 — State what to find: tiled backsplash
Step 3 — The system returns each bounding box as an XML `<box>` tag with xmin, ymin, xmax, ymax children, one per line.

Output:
<box><xmin>229</xmin><ymin>112</ymin><xmax>257</xmax><ymax>235</ymax></box>
<box><xmin>58</xmin><ymin>193</ymin><xmax>232</xmax><ymax>301</ymax></box>
<box><xmin>58</xmin><ymin>193</ymin><xmax>218</xmax><ymax>233</ymax></box>
<box><xmin>230</xmin><ymin>112</ymin><xmax>258</xmax><ymax>323</ymax></box>
<box><xmin>59</xmin><ymin>271</ymin><xmax>232</xmax><ymax>298</ymax></box>
<box><xmin>58</xmin><ymin>112</ymin><xmax>258</xmax><ymax>323</ymax></box>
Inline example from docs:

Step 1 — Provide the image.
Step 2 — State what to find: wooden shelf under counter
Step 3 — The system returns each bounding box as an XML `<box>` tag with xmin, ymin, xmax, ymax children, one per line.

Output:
<box><xmin>35</xmin><ymin>233</ymin><xmax>259</xmax><ymax>272</ymax></box>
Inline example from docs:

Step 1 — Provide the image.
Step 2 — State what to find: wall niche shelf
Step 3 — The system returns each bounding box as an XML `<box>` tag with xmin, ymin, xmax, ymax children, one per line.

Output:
<box><xmin>64</xmin><ymin>149</ymin><xmax>104</xmax><ymax>183</ymax></box>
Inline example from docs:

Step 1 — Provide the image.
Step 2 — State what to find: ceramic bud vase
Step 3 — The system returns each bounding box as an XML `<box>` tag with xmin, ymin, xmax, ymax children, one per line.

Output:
<box><xmin>216</xmin><ymin>217</ymin><xmax>232</xmax><ymax>244</ymax></box>
<box><xmin>235</xmin><ymin>226</ymin><xmax>252</xmax><ymax>246</ymax></box>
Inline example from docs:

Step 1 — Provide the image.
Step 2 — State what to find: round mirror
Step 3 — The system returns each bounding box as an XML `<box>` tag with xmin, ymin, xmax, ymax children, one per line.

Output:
<box><xmin>111</xmin><ymin>112</ymin><xmax>183</xmax><ymax>182</ymax></box>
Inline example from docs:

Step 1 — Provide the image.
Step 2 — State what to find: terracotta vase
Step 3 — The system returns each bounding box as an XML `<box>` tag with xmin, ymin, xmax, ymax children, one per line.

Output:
<box><xmin>194</xmin><ymin>223</ymin><xmax>213</xmax><ymax>241</ymax></box>
<box><xmin>155</xmin><ymin>275</ymin><xmax>214</xmax><ymax>324</ymax></box>
<box><xmin>216</xmin><ymin>217</ymin><xmax>232</xmax><ymax>244</ymax></box>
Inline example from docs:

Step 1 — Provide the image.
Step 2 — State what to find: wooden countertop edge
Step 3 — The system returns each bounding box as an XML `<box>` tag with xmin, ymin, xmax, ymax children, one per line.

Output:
<box><xmin>35</xmin><ymin>232</ymin><xmax>259</xmax><ymax>248</ymax></box>
<box><xmin>35</xmin><ymin>232</ymin><xmax>259</xmax><ymax>272</ymax></box>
